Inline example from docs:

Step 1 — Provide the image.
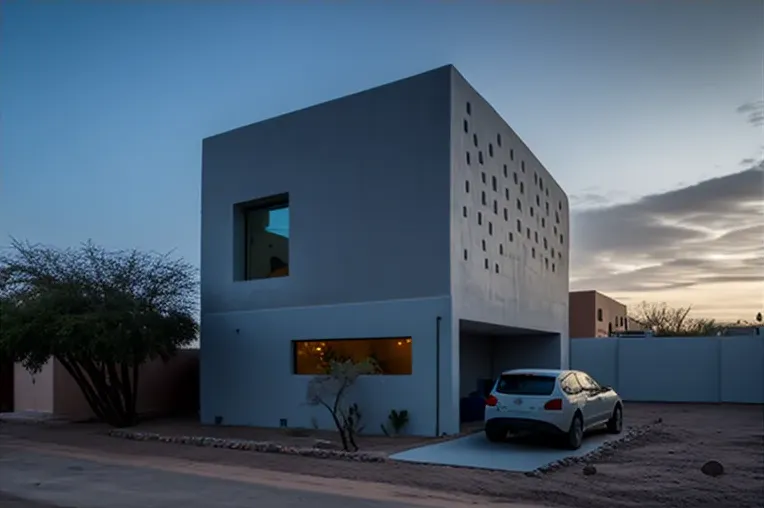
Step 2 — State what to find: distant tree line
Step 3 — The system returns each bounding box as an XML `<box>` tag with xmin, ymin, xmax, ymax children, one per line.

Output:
<box><xmin>628</xmin><ymin>301</ymin><xmax>762</xmax><ymax>337</ymax></box>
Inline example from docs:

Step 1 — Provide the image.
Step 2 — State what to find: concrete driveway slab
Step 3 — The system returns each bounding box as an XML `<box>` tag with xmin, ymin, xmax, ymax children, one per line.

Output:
<box><xmin>390</xmin><ymin>430</ymin><xmax>625</xmax><ymax>472</ymax></box>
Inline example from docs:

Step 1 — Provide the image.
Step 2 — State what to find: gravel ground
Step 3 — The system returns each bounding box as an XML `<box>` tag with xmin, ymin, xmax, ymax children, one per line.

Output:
<box><xmin>2</xmin><ymin>403</ymin><xmax>762</xmax><ymax>508</ymax></box>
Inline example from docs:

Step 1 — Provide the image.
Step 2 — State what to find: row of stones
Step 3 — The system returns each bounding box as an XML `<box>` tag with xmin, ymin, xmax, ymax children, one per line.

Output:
<box><xmin>107</xmin><ymin>429</ymin><xmax>388</xmax><ymax>463</ymax></box>
<box><xmin>526</xmin><ymin>420</ymin><xmax>661</xmax><ymax>477</ymax></box>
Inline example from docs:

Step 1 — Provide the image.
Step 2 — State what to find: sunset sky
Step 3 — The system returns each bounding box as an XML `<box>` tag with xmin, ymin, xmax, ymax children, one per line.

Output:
<box><xmin>1</xmin><ymin>1</ymin><xmax>762</xmax><ymax>322</ymax></box>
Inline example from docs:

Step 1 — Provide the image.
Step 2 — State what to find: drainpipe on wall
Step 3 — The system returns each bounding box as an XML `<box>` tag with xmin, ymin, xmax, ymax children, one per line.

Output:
<box><xmin>435</xmin><ymin>316</ymin><xmax>442</xmax><ymax>437</ymax></box>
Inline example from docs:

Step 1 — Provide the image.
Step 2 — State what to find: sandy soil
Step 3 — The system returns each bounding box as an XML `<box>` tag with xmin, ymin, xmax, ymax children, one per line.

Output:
<box><xmin>3</xmin><ymin>403</ymin><xmax>762</xmax><ymax>508</ymax></box>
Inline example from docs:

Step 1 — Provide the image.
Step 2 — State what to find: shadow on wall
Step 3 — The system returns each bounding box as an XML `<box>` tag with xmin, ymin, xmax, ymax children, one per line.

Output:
<box><xmin>55</xmin><ymin>349</ymin><xmax>201</xmax><ymax>420</ymax></box>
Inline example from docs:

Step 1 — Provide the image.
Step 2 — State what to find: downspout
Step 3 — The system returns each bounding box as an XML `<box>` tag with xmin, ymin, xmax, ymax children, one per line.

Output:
<box><xmin>435</xmin><ymin>316</ymin><xmax>442</xmax><ymax>437</ymax></box>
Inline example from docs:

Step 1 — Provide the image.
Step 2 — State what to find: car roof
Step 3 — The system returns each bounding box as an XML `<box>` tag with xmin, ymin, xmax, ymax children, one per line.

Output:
<box><xmin>500</xmin><ymin>368</ymin><xmax>571</xmax><ymax>377</ymax></box>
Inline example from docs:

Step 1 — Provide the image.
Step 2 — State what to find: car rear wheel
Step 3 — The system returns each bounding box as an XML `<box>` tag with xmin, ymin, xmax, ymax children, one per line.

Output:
<box><xmin>565</xmin><ymin>413</ymin><xmax>584</xmax><ymax>450</ymax></box>
<box><xmin>607</xmin><ymin>405</ymin><xmax>623</xmax><ymax>434</ymax></box>
<box><xmin>485</xmin><ymin>424</ymin><xmax>506</xmax><ymax>443</ymax></box>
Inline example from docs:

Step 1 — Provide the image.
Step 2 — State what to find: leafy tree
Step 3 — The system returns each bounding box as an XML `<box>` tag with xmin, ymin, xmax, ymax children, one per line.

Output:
<box><xmin>629</xmin><ymin>301</ymin><xmax>719</xmax><ymax>337</ymax></box>
<box><xmin>306</xmin><ymin>358</ymin><xmax>377</xmax><ymax>451</ymax></box>
<box><xmin>756</xmin><ymin>312</ymin><xmax>762</xmax><ymax>324</ymax></box>
<box><xmin>0</xmin><ymin>239</ymin><xmax>198</xmax><ymax>427</ymax></box>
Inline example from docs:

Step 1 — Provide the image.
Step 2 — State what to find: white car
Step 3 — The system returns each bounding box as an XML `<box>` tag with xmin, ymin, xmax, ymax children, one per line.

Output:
<box><xmin>484</xmin><ymin>369</ymin><xmax>623</xmax><ymax>449</ymax></box>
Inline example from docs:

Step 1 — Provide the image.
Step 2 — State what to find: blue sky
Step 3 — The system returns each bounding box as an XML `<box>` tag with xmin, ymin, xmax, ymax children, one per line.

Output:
<box><xmin>1</xmin><ymin>1</ymin><xmax>762</xmax><ymax>320</ymax></box>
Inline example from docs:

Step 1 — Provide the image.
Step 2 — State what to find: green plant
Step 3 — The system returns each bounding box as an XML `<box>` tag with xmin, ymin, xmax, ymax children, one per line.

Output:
<box><xmin>381</xmin><ymin>409</ymin><xmax>409</xmax><ymax>437</ymax></box>
<box><xmin>0</xmin><ymin>239</ymin><xmax>197</xmax><ymax>428</ymax></box>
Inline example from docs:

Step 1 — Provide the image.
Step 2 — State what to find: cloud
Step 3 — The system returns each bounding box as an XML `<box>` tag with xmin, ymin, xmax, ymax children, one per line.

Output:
<box><xmin>737</xmin><ymin>100</ymin><xmax>764</xmax><ymax>127</ymax></box>
<box><xmin>570</xmin><ymin>163</ymin><xmax>764</xmax><ymax>319</ymax></box>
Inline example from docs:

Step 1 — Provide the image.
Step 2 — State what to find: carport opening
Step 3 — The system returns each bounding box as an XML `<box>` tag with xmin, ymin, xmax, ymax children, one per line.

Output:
<box><xmin>458</xmin><ymin>320</ymin><xmax>561</xmax><ymax>425</ymax></box>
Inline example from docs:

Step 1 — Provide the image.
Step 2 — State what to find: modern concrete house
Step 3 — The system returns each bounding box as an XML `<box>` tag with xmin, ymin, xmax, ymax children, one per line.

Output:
<box><xmin>200</xmin><ymin>65</ymin><xmax>570</xmax><ymax>437</ymax></box>
<box><xmin>569</xmin><ymin>290</ymin><xmax>629</xmax><ymax>338</ymax></box>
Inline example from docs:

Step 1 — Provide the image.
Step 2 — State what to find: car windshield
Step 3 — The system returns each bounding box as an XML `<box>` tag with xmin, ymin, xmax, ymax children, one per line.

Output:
<box><xmin>495</xmin><ymin>374</ymin><xmax>556</xmax><ymax>396</ymax></box>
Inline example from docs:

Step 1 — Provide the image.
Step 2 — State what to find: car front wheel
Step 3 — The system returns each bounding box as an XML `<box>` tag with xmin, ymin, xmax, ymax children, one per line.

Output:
<box><xmin>607</xmin><ymin>405</ymin><xmax>623</xmax><ymax>434</ymax></box>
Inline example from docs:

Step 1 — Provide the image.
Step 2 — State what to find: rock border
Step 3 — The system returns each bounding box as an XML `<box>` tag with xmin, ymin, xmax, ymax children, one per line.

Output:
<box><xmin>525</xmin><ymin>420</ymin><xmax>662</xmax><ymax>477</ymax></box>
<box><xmin>107</xmin><ymin>429</ymin><xmax>389</xmax><ymax>463</ymax></box>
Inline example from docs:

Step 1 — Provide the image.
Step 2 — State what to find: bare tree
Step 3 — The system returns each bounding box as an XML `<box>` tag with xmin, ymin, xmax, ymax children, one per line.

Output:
<box><xmin>306</xmin><ymin>358</ymin><xmax>377</xmax><ymax>451</ymax></box>
<box><xmin>629</xmin><ymin>301</ymin><xmax>719</xmax><ymax>337</ymax></box>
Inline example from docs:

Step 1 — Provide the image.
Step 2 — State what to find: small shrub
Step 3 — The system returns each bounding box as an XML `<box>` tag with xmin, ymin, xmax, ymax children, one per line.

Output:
<box><xmin>381</xmin><ymin>409</ymin><xmax>409</xmax><ymax>437</ymax></box>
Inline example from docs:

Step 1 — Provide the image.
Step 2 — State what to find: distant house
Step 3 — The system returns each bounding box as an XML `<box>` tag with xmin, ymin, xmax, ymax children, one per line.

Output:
<box><xmin>569</xmin><ymin>290</ymin><xmax>630</xmax><ymax>338</ymax></box>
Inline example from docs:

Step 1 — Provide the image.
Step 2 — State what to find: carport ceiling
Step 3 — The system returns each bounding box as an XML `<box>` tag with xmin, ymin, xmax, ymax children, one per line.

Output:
<box><xmin>460</xmin><ymin>319</ymin><xmax>553</xmax><ymax>337</ymax></box>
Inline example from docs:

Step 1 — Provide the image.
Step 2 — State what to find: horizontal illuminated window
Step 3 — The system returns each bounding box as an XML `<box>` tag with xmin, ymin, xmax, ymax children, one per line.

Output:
<box><xmin>293</xmin><ymin>338</ymin><xmax>412</xmax><ymax>375</ymax></box>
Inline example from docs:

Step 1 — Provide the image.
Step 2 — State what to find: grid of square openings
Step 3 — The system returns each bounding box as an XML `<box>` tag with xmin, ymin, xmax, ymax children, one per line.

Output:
<box><xmin>462</xmin><ymin>100</ymin><xmax>566</xmax><ymax>275</ymax></box>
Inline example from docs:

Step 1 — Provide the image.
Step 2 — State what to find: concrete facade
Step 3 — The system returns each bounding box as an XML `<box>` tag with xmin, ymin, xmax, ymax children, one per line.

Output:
<box><xmin>569</xmin><ymin>290</ymin><xmax>628</xmax><ymax>338</ymax></box>
<box><xmin>200</xmin><ymin>65</ymin><xmax>569</xmax><ymax>436</ymax></box>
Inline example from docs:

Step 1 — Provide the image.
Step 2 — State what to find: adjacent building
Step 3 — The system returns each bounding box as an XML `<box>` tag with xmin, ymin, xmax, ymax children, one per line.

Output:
<box><xmin>200</xmin><ymin>65</ymin><xmax>570</xmax><ymax>436</ymax></box>
<box><xmin>569</xmin><ymin>290</ymin><xmax>630</xmax><ymax>338</ymax></box>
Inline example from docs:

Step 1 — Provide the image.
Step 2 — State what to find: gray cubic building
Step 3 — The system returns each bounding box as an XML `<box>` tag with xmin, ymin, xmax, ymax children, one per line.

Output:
<box><xmin>200</xmin><ymin>64</ymin><xmax>570</xmax><ymax>436</ymax></box>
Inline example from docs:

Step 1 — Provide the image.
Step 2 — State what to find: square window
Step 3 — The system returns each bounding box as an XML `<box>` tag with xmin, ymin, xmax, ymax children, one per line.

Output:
<box><xmin>239</xmin><ymin>193</ymin><xmax>290</xmax><ymax>281</ymax></box>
